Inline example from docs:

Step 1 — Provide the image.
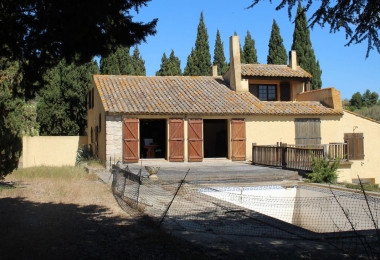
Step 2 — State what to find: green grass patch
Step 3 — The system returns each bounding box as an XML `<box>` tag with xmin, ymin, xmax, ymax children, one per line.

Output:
<box><xmin>344</xmin><ymin>183</ymin><xmax>380</xmax><ymax>192</ymax></box>
<box><xmin>86</xmin><ymin>159</ymin><xmax>105</xmax><ymax>168</ymax></box>
<box><xmin>11</xmin><ymin>166</ymin><xmax>88</xmax><ymax>181</ymax></box>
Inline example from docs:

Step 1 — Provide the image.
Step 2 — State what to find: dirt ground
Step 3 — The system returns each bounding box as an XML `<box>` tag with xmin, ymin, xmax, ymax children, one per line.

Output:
<box><xmin>0</xmin><ymin>168</ymin><xmax>355</xmax><ymax>259</ymax></box>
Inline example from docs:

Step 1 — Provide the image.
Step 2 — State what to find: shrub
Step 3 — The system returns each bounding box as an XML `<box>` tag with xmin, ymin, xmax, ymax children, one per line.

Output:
<box><xmin>76</xmin><ymin>145</ymin><xmax>93</xmax><ymax>165</ymax></box>
<box><xmin>306</xmin><ymin>155</ymin><xmax>341</xmax><ymax>184</ymax></box>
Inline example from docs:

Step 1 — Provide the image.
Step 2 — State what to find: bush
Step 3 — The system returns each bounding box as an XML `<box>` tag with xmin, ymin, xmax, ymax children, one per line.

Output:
<box><xmin>306</xmin><ymin>155</ymin><xmax>341</xmax><ymax>184</ymax></box>
<box><xmin>76</xmin><ymin>145</ymin><xmax>93</xmax><ymax>165</ymax></box>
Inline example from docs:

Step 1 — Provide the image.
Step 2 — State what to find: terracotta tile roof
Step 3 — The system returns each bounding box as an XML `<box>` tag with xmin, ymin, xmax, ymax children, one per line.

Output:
<box><xmin>241</xmin><ymin>64</ymin><xmax>312</xmax><ymax>78</ymax></box>
<box><xmin>93</xmin><ymin>75</ymin><xmax>341</xmax><ymax>116</ymax></box>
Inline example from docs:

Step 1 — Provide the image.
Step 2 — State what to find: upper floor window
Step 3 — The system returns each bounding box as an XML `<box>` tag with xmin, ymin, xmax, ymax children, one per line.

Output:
<box><xmin>249</xmin><ymin>84</ymin><xmax>277</xmax><ymax>101</ymax></box>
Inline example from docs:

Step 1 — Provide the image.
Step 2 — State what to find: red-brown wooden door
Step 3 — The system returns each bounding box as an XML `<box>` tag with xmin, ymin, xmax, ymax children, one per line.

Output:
<box><xmin>169</xmin><ymin>119</ymin><xmax>184</xmax><ymax>162</ymax></box>
<box><xmin>231</xmin><ymin>119</ymin><xmax>246</xmax><ymax>161</ymax></box>
<box><xmin>188</xmin><ymin>119</ymin><xmax>203</xmax><ymax>162</ymax></box>
<box><xmin>123</xmin><ymin>118</ymin><xmax>139</xmax><ymax>163</ymax></box>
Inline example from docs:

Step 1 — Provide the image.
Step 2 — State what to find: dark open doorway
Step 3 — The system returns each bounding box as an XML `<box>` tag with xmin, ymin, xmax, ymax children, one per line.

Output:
<box><xmin>140</xmin><ymin>119</ymin><xmax>166</xmax><ymax>159</ymax></box>
<box><xmin>204</xmin><ymin>119</ymin><xmax>228</xmax><ymax>158</ymax></box>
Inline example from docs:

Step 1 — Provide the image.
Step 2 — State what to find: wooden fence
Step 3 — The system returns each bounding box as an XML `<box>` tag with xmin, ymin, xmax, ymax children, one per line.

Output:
<box><xmin>252</xmin><ymin>143</ymin><xmax>347</xmax><ymax>172</ymax></box>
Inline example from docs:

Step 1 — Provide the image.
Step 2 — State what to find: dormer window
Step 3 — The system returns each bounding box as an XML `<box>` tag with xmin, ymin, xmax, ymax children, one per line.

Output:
<box><xmin>249</xmin><ymin>84</ymin><xmax>277</xmax><ymax>101</ymax></box>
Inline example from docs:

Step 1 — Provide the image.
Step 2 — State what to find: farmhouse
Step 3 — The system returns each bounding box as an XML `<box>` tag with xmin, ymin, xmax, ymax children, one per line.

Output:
<box><xmin>88</xmin><ymin>35</ymin><xmax>380</xmax><ymax>184</ymax></box>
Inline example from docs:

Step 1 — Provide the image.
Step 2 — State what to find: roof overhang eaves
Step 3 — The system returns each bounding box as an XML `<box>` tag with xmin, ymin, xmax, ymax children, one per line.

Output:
<box><xmin>242</xmin><ymin>76</ymin><xmax>311</xmax><ymax>81</ymax></box>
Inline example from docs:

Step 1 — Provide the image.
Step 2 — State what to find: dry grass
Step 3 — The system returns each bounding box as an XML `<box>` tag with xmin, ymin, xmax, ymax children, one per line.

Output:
<box><xmin>0</xmin><ymin>166</ymin><xmax>214</xmax><ymax>260</ymax></box>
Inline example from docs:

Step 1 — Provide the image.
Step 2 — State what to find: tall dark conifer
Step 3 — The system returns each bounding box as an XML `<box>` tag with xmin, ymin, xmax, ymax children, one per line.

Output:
<box><xmin>100</xmin><ymin>46</ymin><xmax>133</xmax><ymax>75</ymax></box>
<box><xmin>37</xmin><ymin>59</ymin><xmax>99</xmax><ymax>136</ymax></box>
<box><xmin>213</xmin><ymin>30</ymin><xmax>228</xmax><ymax>75</ymax></box>
<box><xmin>168</xmin><ymin>50</ymin><xmax>182</xmax><ymax>76</ymax></box>
<box><xmin>267</xmin><ymin>20</ymin><xmax>288</xmax><ymax>65</ymax></box>
<box><xmin>243</xmin><ymin>31</ymin><xmax>258</xmax><ymax>64</ymax></box>
<box><xmin>156</xmin><ymin>50</ymin><xmax>181</xmax><ymax>76</ymax></box>
<box><xmin>131</xmin><ymin>46</ymin><xmax>146</xmax><ymax>76</ymax></box>
<box><xmin>291</xmin><ymin>3</ymin><xmax>322</xmax><ymax>90</ymax></box>
<box><xmin>184</xmin><ymin>12</ymin><xmax>211</xmax><ymax>76</ymax></box>
<box><xmin>184</xmin><ymin>48</ymin><xmax>198</xmax><ymax>76</ymax></box>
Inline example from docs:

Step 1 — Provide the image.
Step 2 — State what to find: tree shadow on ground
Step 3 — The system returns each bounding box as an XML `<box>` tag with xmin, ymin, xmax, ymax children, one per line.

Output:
<box><xmin>0</xmin><ymin>197</ymin><xmax>220</xmax><ymax>260</ymax></box>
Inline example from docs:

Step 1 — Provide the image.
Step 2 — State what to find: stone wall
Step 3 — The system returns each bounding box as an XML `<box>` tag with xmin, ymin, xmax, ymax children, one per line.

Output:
<box><xmin>106</xmin><ymin>115</ymin><xmax>123</xmax><ymax>167</ymax></box>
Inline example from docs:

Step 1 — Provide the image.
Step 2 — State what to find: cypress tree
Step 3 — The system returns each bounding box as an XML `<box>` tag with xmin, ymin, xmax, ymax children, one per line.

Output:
<box><xmin>184</xmin><ymin>12</ymin><xmax>211</xmax><ymax>76</ymax></box>
<box><xmin>37</xmin><ymin>59</ymin><xmax>99</xmax><ymax>136</ymax></box>
<box><xmin>156</xmin><ymin>53</ymin><xmax>169</xmax><ymax>76</ymax></box>
<box><xmin>243</xmin><ymin>31</ymin><xmax>258</xmax><ymax>64</ymax></box>
<box><xmin>213</xmin><ymin>30</ymin><xmax>228</xmax><ymax>75</ymax></box>
<box><xmin>184</xmin><ymin>48</ymin><xmax>199</xmax><ymax>76</ymax></box>
<box><xmin>267</xmin><ymin>19</ymin><xmax>288</xmax><ymax>65</ymax></box>
<box><xmin>100</xmin><ymin>46</ymin><xmax>133</xmax><ymax>75</ymax></box>
<box><xmin>156</xmin><ymin>50</ymin><xmax>181</xmax><ymax>76</ymax></box>
<box><xmin>131</xmin><ymin>46</ymin><xmax>146</xmax><ymax>76</ymax></box>
<box><xmin>168</xmin><ymin>50</ymin><xmax>182</xmax><ymax>76</ymax></box>
<box><xmin>291</xmin><ymin>3</ymin><xmax>322</xmax><ymax>90</ymax></box>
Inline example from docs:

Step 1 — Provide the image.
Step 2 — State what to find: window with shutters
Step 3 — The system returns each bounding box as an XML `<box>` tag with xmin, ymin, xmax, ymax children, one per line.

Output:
<box><xmin>249</xmin><ymin>84</ymin><xmax>277</xmax><ymax>101</ymax></box>
<box><xmin>344</xmin><ymin>133</ymin><xmax>364</xmax><ymax>160</ymax></box>
<box><xmin>295</xmin><ymin>118</ymin><xmax>321</xmax><ymax>145</ymax></box>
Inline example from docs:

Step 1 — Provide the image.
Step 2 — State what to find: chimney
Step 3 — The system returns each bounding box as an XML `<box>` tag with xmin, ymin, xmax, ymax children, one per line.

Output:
<box><xmin>289</xmin><ymin>50</ymin><xmax>297</xmax><ymax>70</ymax></box>
<box><xmin>210</xmin><ymin>65</ymin><xmax>218</xmax><ymax>77</ymax></box>
<box><xmin>229</xmin><ymin>35</ymin><xmax>242</xmax><ymax>91</ymax></box>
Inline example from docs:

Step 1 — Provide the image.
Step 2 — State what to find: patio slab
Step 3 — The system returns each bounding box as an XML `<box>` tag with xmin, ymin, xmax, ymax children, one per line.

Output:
<box><xmin>101</xmin><ymin>160</ymin><xmax>301</xmax><ymax>184</ymax></box>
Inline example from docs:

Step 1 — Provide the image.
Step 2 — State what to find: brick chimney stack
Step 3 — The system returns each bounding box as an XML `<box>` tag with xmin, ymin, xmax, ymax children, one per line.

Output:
<box><xmin>210</xmin><ymin>65</ymin><xmax>218</xmax><ymax>77</ymax></box>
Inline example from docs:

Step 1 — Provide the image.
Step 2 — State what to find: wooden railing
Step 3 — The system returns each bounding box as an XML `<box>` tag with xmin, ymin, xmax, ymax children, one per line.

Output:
<box><xmin>252</xmin><ymin>143</ymin><xmax>347</xmax><ymax>172</ymax></box>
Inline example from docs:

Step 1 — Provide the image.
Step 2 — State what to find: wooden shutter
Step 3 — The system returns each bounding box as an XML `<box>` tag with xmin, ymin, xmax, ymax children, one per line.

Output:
<box><xmin>169</xmin><ymin>119</ymin><xmax>184</xmax><ymax>162</ymax></box>
<box><xmin>188</xmin><ymin>119</ymin><xmax>203</xmax><ymax>162</ymax></box>
<box><xmin>344</xmin><ymin>133</ymin><xmax>364</xmax><ymax>160</ymax></box>
<box><xmin>295</xmin><ymin>118</ymin><xmax>321</xmax><ymax>145</ymax></box>
<box><xmin>231</xmin><ymin>119</ymin><xmax>246</xmax><ymax>161</ymax></box>
<box><xmin>123</xmin><ymin>118</ymin><xmax>139</xmax><ymax>163</ymax></box>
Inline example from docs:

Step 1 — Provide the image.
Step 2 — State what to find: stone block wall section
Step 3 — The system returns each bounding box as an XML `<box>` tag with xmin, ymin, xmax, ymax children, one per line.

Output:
<box><xmin>106</xmin><ymin>115</ymin><xmax>123</xmax><ymax>167</ymax></box>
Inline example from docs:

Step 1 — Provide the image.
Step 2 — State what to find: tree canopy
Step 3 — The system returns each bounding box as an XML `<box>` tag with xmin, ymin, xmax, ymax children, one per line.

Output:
<box><xmin>184</xmin><ymin>12</ymin><xmax>211</xmax><ymax>76</ymax></box>
<box><xmin>248</xmin><ymin>0</ymin><xmax>380</xmax><ymax>57</ymax></box>
<box><xmin>267</xmin><ymin>19</ymin><xmax>288</xmax><ymax>65</ymax></box>
<box><xmin>349</xmin><ymin>89</ymin><xmax>379</xmax><ymax>110</ymax></box>
<box><xmin>242</xmin><ymin>31</ymin><xmax>258</xmax><ymax>64</ymax></box>
<box><xmin>131</xmin><ymin>46</ymin><xmax>146</xmax><ymax>76</ymax></box>
<box><xmin>156</xmin><ymin>50</ymin><xmax>181</xmax><ymax>76</ymax></box>
<box><xmin>37</xmin><ymin>59</ymin><xmax>99</xmax><ymax>136</ymax></box>
<box><xmin>213</xmin><ymin>30</ymin><xmax>229</xmax><ymax>75</ymax></box>
<box><xmin>0</xmin><ymin>0</ymin><xmax>157</xmax><ymax>94</ymax></box>
<box><xmin>100</xmin><ymin>46</ymin><xmax>133</xmax><ymax>75</ymax></box>
<box><xmin>291</xmin><ymin>3</ymin><xmax>322</xmax><ymax>90</ymax></box>
<box><xmin>100</xmin><ymin>46</ymin><xmax>146</xmax><ymax>75</ymax></box>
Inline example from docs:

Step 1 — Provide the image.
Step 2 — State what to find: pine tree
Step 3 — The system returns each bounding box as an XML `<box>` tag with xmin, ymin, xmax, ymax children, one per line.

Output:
<box><xmin>183</xmin><ymin>48</ymin><xmax>199</xmax><ymax>76</ymax></box>
<box><xmin>291</xmin><ymin>3</ymin><xmax>322</xmax><ymax>90</ymax></box>
<box><xmin>267</xmin><ymin>19</ymin><xmax>288</xmax><ymax>65</ymax></box>
<box><xmin>156</xmin><ymin>50</ymin><xmax>181</xmax><ymax>76</ymax></box>
<box><xmin>184</xmin><ymin>12</ymin><xmax>211</xmax><ymax>76</ymax></box>
<box><xmin>213</xmin><ymin>30</ymin><xmax>228</xmax><ymax>75</ymax></box>
<box><xmin>37</xmin><ymin>59</ymin><xmax>99</xmax><ymax>136</ymax></box>
<box><xmin>131</xmin><ymin>46</ymin><xmax>146</xmax><ymax>76</ymax></box>
<box><xmin>243</xmin><ymin>31</ymin><xmax>258</xmax><ymax>64</ymax></box>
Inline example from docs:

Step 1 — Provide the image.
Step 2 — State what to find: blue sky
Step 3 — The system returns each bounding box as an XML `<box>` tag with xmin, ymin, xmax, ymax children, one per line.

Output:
<box><xmin>128</xmin><ymin>0</ymin><xmax>380</xmax><ymax>100</ymax></box>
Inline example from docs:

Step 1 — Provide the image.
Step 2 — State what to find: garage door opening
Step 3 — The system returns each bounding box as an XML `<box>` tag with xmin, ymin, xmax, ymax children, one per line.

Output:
<box><xmin>140</xmin><ymin>119</ymin><xmax>166</xmax><ymax>159</ymax></box>
<box><xmin>204</xmin><ymin>119</ymin><xmax>228</xmax><ymax>158</ymax></box>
